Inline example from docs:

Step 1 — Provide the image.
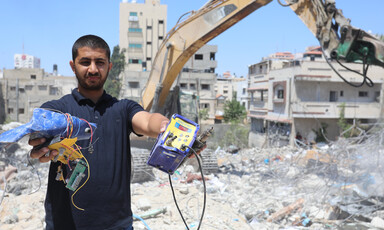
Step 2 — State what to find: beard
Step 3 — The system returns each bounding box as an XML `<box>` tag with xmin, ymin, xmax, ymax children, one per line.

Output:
<box><xmin>75</xmin><ymin>70</ymin><xmax>109</xmax><ymax>91</ymax></box>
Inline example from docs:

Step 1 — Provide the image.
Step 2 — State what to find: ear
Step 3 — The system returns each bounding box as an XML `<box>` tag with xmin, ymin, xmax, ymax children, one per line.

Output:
<box><xmin>108</xmin><ymin>62</ymin><xmax>113</xmax><ymax>71</ymax></box>
<box><xmin>69</xmin><ymin>60</ymin><xmax>76</xmax><ymax>73</ymax></box>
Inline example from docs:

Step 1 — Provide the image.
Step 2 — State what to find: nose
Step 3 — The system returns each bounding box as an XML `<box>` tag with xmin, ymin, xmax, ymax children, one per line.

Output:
<box><xmin>88</xmin><ymin>61</ymin><xmax>98</xmax><ymax>74</ymax></box>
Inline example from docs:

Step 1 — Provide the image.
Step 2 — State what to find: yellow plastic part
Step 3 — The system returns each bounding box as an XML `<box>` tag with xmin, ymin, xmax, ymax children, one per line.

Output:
<box><xmin>162</xmin><ymin>117</ymin><xmax>198</xmax><ymax>150</ymax></box>
<box><xmin>48</xmin><ymin>137</ymin><xmax>83</xmax><ymax>164</ymax></box>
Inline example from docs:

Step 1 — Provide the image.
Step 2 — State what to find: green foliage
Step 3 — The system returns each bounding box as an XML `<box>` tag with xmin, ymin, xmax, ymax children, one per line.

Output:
<box><xmin>198</xmin><ymin>108</ymin><xmax>209</xmax><ymax>121</ymax></box>
<box><xmin>218</xmin><ymin>123</ymin><xmax>250</xmax><ymax>149</ymax></box>
<box><xmin>312</xmin><ymin>122</ymin><xmax>328</xmax><ymax>143</ymax></box>
<box><xmin>376</xmin><ymin>33</ymin><xmax>384</xmax><ymax>41</ymax></box>
<box><xmin>338</xmin><ymin>103</ymin><xmax>362</xmax><ymax>137</ymax></box>
<box><xmin>223</xmin><ymin>93</ymin><xmax>246</xmax><ymax>123</ymax></box>
<box><xmin>105</xmin><ymin>45</ymin><xmax>125</xmax><ymax>98</ymax></box>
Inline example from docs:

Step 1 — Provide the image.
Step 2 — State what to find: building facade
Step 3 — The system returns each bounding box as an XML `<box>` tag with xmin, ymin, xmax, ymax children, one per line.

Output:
<box><xmin>0</xmin><ymin>68</ymin><xmax>76</xmax><ymax>123</ymax></box>
<box><xmin>119</xmin><ymin>1</ymin><xmax>218</xmax><ymax>123</ymax></box>
<box><xmin>119</xmin><ymin>0</ymin><xmax>167</xmax><ymax>72</ymax></box>
<box><xmin>248</xmin><ymin>47</ymin><xmax>384</xmax><ymax>147</ymax></box>
<box><xmin>14</xmin><ymin>54</ymin><xmax>40</xmax><ymax>69</ymax></box>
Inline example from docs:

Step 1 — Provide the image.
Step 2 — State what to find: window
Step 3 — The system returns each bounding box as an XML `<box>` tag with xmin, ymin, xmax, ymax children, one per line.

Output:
<box><xmin>310</xmin><ymin>55</ymin><xmax>315</xmax><ymax>61</ymax></box>
<box><xmin>18</xmin><ymin>108</ymin><xmax>25</xmax><ymax>114</ymax></box>
<box><xmin>38</xmin><ymin>85</ymin><xmax>47</xmax><ymax>91</ymax></box>
<box><xmin>223</xmin><ymin>90</ymin><xmax>228</xmax><ymax>94</ymax></box>
<box><xmin>147</xmin><ymin>41</ymin><xmax>152</xmax><ymax>45</ymax></box>
<box><xmin>128</xmin><ymin>28</ymin><xmax>142</xmax><ymax>32</ymax></box>
<box><xmin>129</xmin><ymin>12</ymin><xmax>138</xmax><ymax>21</ymax></box>
<box><xmin>274</xmin><ymin>84</ymin><xmax>285</xmax><ymax>101</ymax></box>
<box><xmin>359</xmin><ymin>91</ymin><xmax>368</xmax><ymax>97</ymax></box>
<box><xmin>50</xmin><ymin>86</ymin><xmax>58</xmax><ymax>95</ymax></box>
<box><xmin>30</xmin><ymin>75</ymin><xmax>36</xmax><ymax>79</ymax></box>
<box><xmin>201</xmin><ymin>103</ymin><xmax>209</xmax><ymax>109</ymax></box>
<box><xmin>194</xmin><ymin>54</ymin><xmax>203</xmax><ymax>60</ymax></box>
<box><xmin>128</xmin><ymin>82</ymin><xmax>140</xmax><ymax>88</ymax></box>
<box><xmin>242</xmin><ymin>88</ymin><xmax>246</xmax><ymax>94</ymax></box>
<box><xmin>158</xmin><ymin>36</ymin><xmax>163</xmax><ymax>40</ymax></box>
<box><xmin>129</xmin><ymin>43</ymin><xmax>142</xmax><ymax>48</ymax></box>
<box><xmin>375</xmin><ymin>91</ymin><xmax>380</xmax><ymax>102</ymax></box>
<box><xmin>189</xmin><ymin>83</ymin><xmax>196</xmax><ymax>90</ymax></box>
<box><xmin>277</xmin><ymin>89</ymin><xmax>284</xmax><ymax>99</ymax></box>
<box><xmin>201</xmin><ymin>84</ymin><xmax>210</xmax><ymax>90</ymax></box>
<box><xmin>340</xmin><ymin>91</ymin><xmax>344</xmax><ymax>97</ymax></box>
<box><xmin>146</xmin><ymin>57</ymin><xmax>151</xmax><ymax>61</ymax></box>
<box><xmin>10</xmin><ymin>86</ymin><xmax>16</xmax><ymax>91</ymax></box>
<box><xmin>8</xmin><ymin>108</ymin><xmax>14</xmax><ymax>114</ymax></box>
<box><xmin>129</xmin><ymin>59</ymin><xmax>142</xmax><ymax>64</ymax></box>
<box><xmin>19</xmin><ymin>88</ymin><xmax>25</xmax><ymax>93</ymax></box>
<box><xmin>210</xmin><ymin>52</ymin><xmax>215</xmax><ymax>60</ymax></box>
<box><xmin>25</xmin><ymin>85</ymin><xmax>33</xmax><ymax>90</ymax></box>
<box><xmin>180</xmin><ymin>83</ymin><xmax>187</xmax><ymax>89</ymax></box>
<box><xmin>158</xmin><ymin>20</ymin><xmax>164</xmax><ymax>24</ymax></box>
<box><xmin>330</xmin><ymin>91</ymin><xmax>338</xmax><ymax>102</ymax></box>
<box><xmin>147</xmin><ymin>26</ymin><xmax>152</xmax><ymax>29</ymax></box>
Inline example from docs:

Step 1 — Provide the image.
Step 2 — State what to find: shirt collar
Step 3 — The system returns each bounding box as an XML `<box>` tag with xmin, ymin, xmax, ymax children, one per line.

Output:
<box><xmin>72</xmin><ymin>88</ymin><xmax>113</xmax><ymax>105</ymax></box>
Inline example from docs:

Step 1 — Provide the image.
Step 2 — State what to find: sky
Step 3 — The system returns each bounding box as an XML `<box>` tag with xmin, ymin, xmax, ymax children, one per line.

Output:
<box><xmin>0</xmin><ymin>0</ymin><xmax>383</xmax><ymax>78</ymax></box>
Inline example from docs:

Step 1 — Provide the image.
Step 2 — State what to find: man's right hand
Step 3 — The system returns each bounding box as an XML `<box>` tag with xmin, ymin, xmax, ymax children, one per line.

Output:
<box><xmin>29</xmin><ymin>138</ymin><xmax>58</xmax><ymax>163</ymax></box>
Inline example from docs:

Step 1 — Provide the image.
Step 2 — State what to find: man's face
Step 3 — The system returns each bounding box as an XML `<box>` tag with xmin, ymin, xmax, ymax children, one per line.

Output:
<box><xmin>70</xmin><ymin>46</ymin><xmax>112</xmax><ymax>91</ymax></box>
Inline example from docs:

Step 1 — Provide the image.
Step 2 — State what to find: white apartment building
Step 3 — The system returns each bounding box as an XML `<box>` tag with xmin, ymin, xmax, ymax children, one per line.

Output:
<box><xmin>248</xmin><ymin>47</ymin><xmax>384</xmax><ymax>147</ymax></box>
<box><xmin>14</xmin><ymin>54</ymin><xmax>40</xmax><ymax>69</ymax></box>
<box><xmin>119</xmin><ymin>1</ymin><xmax>218</xmax><ymax>124</ymax></box>
<box><xmin>178</xmin><ymin>45</ymin><xmax>218</xmax><ymax>123</ymax></box>
<box><xmin>119</xmin><ymin>0</ymin><xmax>167</xmax><ymax>72</ymax></box>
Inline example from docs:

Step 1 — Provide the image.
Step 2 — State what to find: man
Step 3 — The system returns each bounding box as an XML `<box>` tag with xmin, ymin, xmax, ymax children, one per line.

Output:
<box><xmin>29</xmin><ymin>34</ymin><xmax>169</xmax><ymax>230</ymax></box>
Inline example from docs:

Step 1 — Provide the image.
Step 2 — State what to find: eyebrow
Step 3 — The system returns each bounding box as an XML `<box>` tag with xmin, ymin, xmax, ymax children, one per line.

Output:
<box><xmin>78</xmin><ymin>57</ymin><xmax>107</xmax><ymax>62</ymax></box>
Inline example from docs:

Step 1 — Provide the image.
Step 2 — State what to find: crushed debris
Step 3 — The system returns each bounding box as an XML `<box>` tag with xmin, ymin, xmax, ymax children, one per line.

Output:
<box><xmin>1</xmin><ymin>123</ymin><xmax>384</xmax><ymax>229</ymax></box>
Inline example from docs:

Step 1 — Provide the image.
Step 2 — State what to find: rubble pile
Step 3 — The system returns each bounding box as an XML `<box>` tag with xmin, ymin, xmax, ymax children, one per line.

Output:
<box><xmin>1</xmin><ymin>124</ymin><xmax>384</xmax><ymax>229</ymax></box>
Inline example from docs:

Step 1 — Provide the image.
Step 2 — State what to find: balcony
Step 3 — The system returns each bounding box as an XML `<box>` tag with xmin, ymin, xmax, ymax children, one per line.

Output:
<box><xmin>291</xmin><ymin>102</ymin><xmax>381</xmax><ymax>119</ymax></box>
<box><xmin>248</xmin><ymin>101</ymin><xmax>268</xmax><ymax>118</ymax></box>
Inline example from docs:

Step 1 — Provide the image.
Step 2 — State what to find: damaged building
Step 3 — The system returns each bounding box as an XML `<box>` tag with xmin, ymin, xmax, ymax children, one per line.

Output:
<box><xmin>248</xmin><ymin>46</ymin><xmax>384</xmax><ymax>148</ymax></box>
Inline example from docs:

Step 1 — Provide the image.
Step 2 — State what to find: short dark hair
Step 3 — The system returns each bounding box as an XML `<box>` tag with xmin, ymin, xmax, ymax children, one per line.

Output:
<box><xmin>72</xmin><ymin>35</ymin><xmax>111</xmax><ymax>62</ymax></box>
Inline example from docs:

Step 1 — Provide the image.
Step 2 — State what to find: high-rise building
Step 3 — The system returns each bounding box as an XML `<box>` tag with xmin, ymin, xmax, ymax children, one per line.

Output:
<box><xmin>119</xmin><ymin>0</ymin><xmax>167</xmax><ymax>72</ymax></box>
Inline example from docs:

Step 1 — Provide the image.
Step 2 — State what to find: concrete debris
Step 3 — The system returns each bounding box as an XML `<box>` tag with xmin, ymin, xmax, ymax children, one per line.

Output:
<box><xmin>1</xmin><ymin>125</ymin><xmax>384</xmax><ymax>230</ymax></box>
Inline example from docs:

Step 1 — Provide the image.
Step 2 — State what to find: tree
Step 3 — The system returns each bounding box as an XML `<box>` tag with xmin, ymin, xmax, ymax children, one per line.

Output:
<box><xmin>338</xmin><ymin>103</ymin><xmax>362</xmax><ymax>137</ymax></box>
<box><xmin>376</xmin><ymin>33</ymin><xmax>384</xmax><ymax>41</ymax></box>
<box><xmin>198</xmin><ymin>108</ymin><xmax>209</xmax><ymax>121</ymax></box>
<box><xmin>223</xmin><ymin>92</ymin><xmax>246</xmax><ymax>123</ymax></box>
<box><xmin>105</xmin><ymin>45</ymin><xmax>125</xmax><ymax>98</ymax></box>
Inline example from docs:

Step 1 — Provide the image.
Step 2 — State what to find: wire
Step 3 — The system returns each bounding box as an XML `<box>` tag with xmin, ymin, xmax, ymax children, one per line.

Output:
<box><xmin>26</xmin><ymin>152</ymin><xmax>42</xmax><ymax>195</ymax></box>
<box><xmin>70</xmin><ymin>145</ymin><xmax>91</xmax><ymax>211</ymax></box>
<box><xmin>169</xmin><ymin>146</ymin><xmax>206</xmax><ymax>230</ymax></box>
<box><xmin>277</xmin><ymin>0</ymin><xmax>297</xmax><ymax>7</ymax></box>
<box><xmin>322</xmin><ymin>49</ymin><xmax>374</xmax><ymax>88</ymax></box>
<box><xmin>169</xmin><ymin>174</ymin><xmax>189</xmax><ymax>229</ymax></box>
<box><xmin>132</xmin><ymin>214</ymin><xmax>152</xmax><ymax>230</ymax></box>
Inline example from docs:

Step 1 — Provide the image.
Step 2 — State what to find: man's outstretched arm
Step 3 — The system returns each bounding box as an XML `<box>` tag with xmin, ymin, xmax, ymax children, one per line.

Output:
<box><xmin>132</xmin><ymin>111</ymin><xmax>169</xmax><ymax>138</ymax></box>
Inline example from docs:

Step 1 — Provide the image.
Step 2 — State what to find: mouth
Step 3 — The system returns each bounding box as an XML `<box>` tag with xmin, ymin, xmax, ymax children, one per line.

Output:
<box><xmin>87</xmin><ymin>76</ymin><xmax>100</xmax><ymax>81</ymax></box>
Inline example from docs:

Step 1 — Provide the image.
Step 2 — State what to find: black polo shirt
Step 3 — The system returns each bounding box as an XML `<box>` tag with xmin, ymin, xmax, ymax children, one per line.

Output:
<box><xmin>42</xmin><ymin>88</ymin><xmax>144</xmax><ymax>230</ymax></box>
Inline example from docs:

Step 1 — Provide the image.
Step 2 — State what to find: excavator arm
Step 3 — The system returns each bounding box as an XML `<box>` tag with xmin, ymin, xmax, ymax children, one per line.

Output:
<box><xmin>288</xmin><ymin>0</ymin><xmax>384</xmax><ymax>67</ymax></box>
<box><xmin>141</xmin><ymin>0</ymin><xmax>273</xmax><ymax>111</ymax></box>
<box><xmin>141</xmin><ymin>0</ymin><xmax>384</xmax><ymax>112</ymax></box>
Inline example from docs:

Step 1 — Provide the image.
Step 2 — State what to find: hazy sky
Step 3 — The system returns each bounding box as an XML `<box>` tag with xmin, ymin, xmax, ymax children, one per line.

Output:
<box><xmin>0</xmin><ymin>0</ymin><xmax>383</xmax><ymax>77</ymax></box>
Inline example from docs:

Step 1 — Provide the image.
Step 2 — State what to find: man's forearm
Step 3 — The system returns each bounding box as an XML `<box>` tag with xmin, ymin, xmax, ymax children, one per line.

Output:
<box><xmin>146</xmin><ymin>113</ymin><xmax>169</xmax><ymax>138</ymax></box>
